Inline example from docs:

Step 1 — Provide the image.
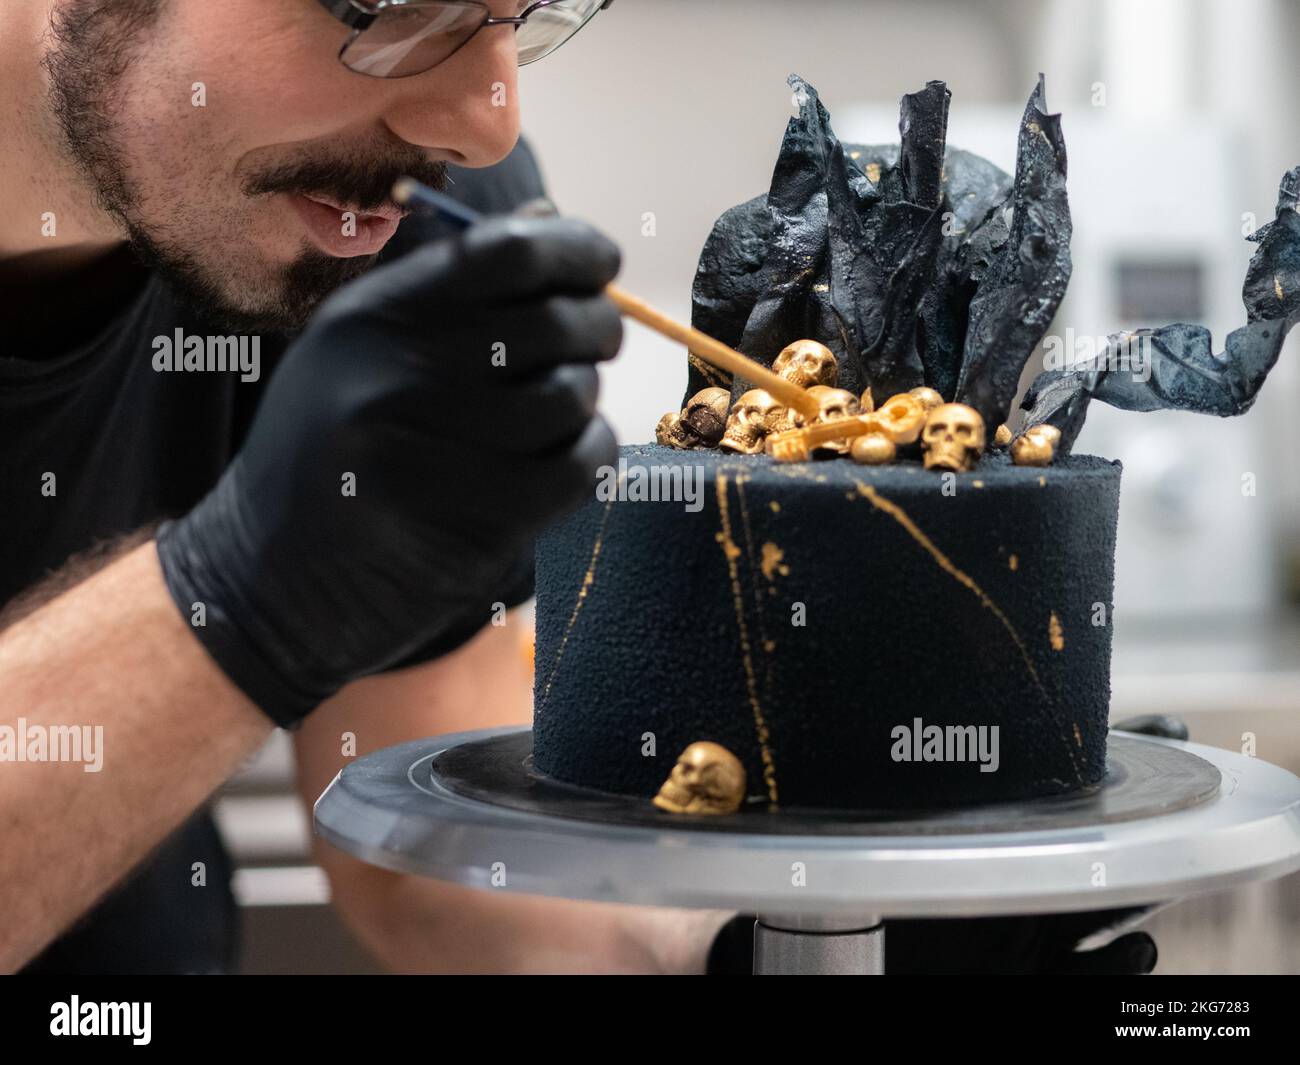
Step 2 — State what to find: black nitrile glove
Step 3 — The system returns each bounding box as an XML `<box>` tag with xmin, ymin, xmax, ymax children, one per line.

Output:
<box><xmin>707</xmin><ymin>909</ymin><xmax>1158</xmax><ymax>975</ymax></box>
<box><xmin>157</xmin><ymin>216</ymin><xmax>622</xmax><ymax>727</ymax></box>
<box><xmin>883</xmin><ymin>909</ymin><xmax>1158</xmax><ymax>975</ymax></box>
<box><xmin>1112</xmin><ymin>715</ymin><xmax>1189</xmax><ymax>742</ymax></box>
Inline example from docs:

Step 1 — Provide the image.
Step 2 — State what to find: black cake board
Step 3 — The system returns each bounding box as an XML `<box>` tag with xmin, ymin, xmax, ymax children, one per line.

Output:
<box><xmin>313</xmin><ymin>727</ymin><xmax>1300</xmax><ymax>975</ymax></box>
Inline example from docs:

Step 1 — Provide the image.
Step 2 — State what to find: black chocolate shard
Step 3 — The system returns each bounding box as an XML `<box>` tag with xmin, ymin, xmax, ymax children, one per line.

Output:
<box><xmin>685</xmin><ymin>75</ymin><xmax>1025</xmax><ymax>410</ymax></box>
<box><xmin>917</xmin><ymin>151</ymin><xmax>1013</xmax><ymax>400</ymax></box>
<box><xmin>1093</xmin><ymin>321</ymin><xmax>1290</xmax><ymax>414</ymax></box>
<box><xmin>853</xmin><ymin>203</ymin><xmax>946</xmax><ymax>398</ymax></box>
<box><xmin>685</xmin><ymin>195</ymin><xmax>771</xmax><ymax>397</ymax></box>
<box><xmin>898</xmin><ymin>80</ymin><xmax>951</xmax><ymax>210</ymax></box>
<box><xmin>1243</xmin><ymin>165</ymin><xmax>1300</xmax><ymax>324</ymax></box>
<box><xmin>825</xmin><ymin>81</ymin><xmax>951</xmax><ymax>398</ymax></box>
<box><xmin>824</xmin><ymin>144</ymin><xmax>920</xmax><ymax>396</ymax></box>
<box><xmin>724</xmin><ymin>76</ymin><xmax>847</xmax><ymax>399</ymax></box>
<box><xmin>1018</xmin><ymin>370</ymin><xmax>1094</xmax><ymax>454</ymax></box>
<box><xmin>1021</xmin><ymin>165</ymin><xmax>1300</xmax><ymax>453</ymax></box>
<box><xmin>955</xmin><ymin>75</ymin><xmax>1072</xmax><ymax>429</ymax></box>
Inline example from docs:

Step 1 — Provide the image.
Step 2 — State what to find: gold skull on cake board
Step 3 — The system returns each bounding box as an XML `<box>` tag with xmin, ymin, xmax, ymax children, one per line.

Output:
<box><xmin>653</xmin><ymin>742</ymin><xmax>747</xmax><ymax>815</ymax></box>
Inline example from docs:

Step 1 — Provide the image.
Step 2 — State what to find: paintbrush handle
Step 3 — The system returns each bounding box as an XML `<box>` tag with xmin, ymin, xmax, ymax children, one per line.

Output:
<box><xmin>604</xmin><ymin>284</ymin><xmax>821</xmax><ymax>420</ymax></box>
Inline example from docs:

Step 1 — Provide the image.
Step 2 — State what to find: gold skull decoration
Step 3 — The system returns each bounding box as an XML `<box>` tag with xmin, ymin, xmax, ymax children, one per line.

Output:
<box><xmin>807</xmin><ymin>385</ymin><xmax>862</xmax><ymax>420</ymax></box>
<box><xmin>653</xmin><ymin>742</ymin><xmax>747</xmax><ymax>815</ymax></box>
<box><xmin>655</xmin><ymin>411</ymin><xmax>692</xmax><ymax>449</ymax></box>
<box><xmin>656</xmin><ymin>387</ymin><xmax>732</xmax><ymax>450</ymax></box>
<box><xmin>773</xmin><ymin>339</ymin><xmax>838</xmax><ymax>390</ymax></box>
<box><xmin>683</xmin><ymin>387</ymin><xmax>732</xmax><ymax>447</ymax></box>
<box><xmin>921</xmin><ymin>402</ymin><xmax>986</xmax><ymax>472</ymax></box>
<box><xmin>1010</xmin><ymin>423</ymin><xmax>1062</xmax><ymax>467</ymax></box>
<box><xmin>720</xmin><ymin>389</ymin><xmax>794</xmax><ymax>455</ymax></box>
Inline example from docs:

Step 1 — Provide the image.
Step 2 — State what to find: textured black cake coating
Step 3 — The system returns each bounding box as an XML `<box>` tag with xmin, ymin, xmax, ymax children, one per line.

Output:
<box><xmin>533</xmin><ymin>446</ymin><xmax>1121</xmax><ymax>811</ymax></box>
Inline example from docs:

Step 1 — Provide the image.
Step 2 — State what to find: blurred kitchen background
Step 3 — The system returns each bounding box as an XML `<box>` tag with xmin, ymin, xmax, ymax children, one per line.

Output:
<box><xmin>222</xmin><ymin>0</ymin><xmax>1300</xmax><ymax>973</ymax></box>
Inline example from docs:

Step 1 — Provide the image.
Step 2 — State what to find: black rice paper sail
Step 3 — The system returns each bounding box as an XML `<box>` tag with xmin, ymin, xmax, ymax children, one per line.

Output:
<box><xmin>1021</xmin><ymin>165</ymin><xmax>1300</xmax><ymax>453</ymax></box>
<box><xmin>954</xmin><ymin>75</ymin><xmax>1072</xmax><ymax>429</ymax></box>
<box><xmin>687</xmin><ymin>195</ymin><xmax>771</xmax><ymax>391</ymax></box>
<box><xmin>683</xmin><ymin>75</ymin><xmax>1050</xmax><ymax>411</ymax></box>
<box><xmin>824</xmin><ymin>80</ymin><xmax>947</xmax><ymax>399</ymax></box>
<box><xmin>724</xmin><ymin>77</ymin><xmax>846</xmax><ymax>396</ymax></box>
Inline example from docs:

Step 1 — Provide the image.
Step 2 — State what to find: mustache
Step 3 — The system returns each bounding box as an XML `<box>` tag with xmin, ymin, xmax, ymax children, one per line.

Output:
<box><xmin>244</xmin><ymin>151</ymin><xmax>448</xmax><ymax>212</ymax></box>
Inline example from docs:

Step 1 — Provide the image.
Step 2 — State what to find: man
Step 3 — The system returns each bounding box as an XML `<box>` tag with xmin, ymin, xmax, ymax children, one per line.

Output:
<box><xmin>0</xmin><ymin>0</ymin><xmax>1159</xmax><ymax>976</ymax></box>
<box><xmin>0</xmin><ymin>0</ymin><xmax>738</xmax><ymax>974</ymax></box>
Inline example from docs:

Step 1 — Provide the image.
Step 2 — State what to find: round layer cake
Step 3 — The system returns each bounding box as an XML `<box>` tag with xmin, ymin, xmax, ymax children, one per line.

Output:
<box><xmin>533</xmin><ymin>444</ymin><xmax>1121</xmax><ymax>811</ymax></box>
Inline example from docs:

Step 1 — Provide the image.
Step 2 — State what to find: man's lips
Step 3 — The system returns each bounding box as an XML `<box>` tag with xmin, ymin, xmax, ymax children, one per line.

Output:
<box><xmin>285</xmin><ymin>193</ymin><xmax>405</xmax><ymax>258</ymax></box>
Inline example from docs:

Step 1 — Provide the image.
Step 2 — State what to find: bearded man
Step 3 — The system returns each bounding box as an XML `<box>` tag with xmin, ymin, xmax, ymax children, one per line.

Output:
<box><xmin>0</xmin><ymin>0</ymin><xmax>737</xmax><ymax>974</ymax></box>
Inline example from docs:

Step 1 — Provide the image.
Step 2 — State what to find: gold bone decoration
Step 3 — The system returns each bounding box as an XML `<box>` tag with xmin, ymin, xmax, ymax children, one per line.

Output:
<box><xmin>803</xmin><ymin>385</ymin><xmax>863</xmax><ymax>455</ymax></box>
<box><xmin>875</xmin><ymin>393</ymin><xmax>928</xmax><ymax>444</ymax></box>
<box><xmin>766</xmin><ymin>413</ymin><xmax>873</xmax><ymax>463</ymax></box>
<box><xmin>765</xmin><ymin>390</ymin><xmax>935</xmax><ymax>463</ymax></box>
<box><xmin>653</xmin><ymin>742</ymin><xmax>747</xmax><ymax>815</ymax></box>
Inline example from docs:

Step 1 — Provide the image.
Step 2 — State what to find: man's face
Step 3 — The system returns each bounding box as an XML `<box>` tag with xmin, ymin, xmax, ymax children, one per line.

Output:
<box><xmin>44</xmin><ymin>0</ymin><xmax>523</xmax><ymax>330</ymax></box>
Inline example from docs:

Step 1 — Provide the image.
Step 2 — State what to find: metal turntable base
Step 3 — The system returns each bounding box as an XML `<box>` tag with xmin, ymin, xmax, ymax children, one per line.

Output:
<box><xmin>314</xmin><ymin>728</ymin><xmax>1300</xmax><ymax>974</ymax></box>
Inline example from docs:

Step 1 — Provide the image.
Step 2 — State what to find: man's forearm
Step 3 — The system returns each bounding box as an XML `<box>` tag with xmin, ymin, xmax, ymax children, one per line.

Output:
<box><xmin>0</xmin><ymin>541</ymin><xmax>271</xmax><ymax>969</ymax></box>
<box><xmin>296</xmin><ymin>638</ymin><xmax>732</xmax><ymax>975</ymax></box>
<box><xmin>329</xmin><ymin>863</ymin><xmax>732</xmax><ymax>975</ymax></box>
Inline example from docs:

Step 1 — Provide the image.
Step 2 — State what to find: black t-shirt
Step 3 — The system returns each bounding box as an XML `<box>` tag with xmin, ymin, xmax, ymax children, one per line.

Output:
<box><xmin>4</xmin><ymin>140</ymin><xmax>546</xmax><ymax>974</ymax></box>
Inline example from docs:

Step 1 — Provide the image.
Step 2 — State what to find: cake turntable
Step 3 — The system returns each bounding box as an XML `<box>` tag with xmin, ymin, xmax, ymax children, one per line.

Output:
<box><xmin>313</xmin><ymin>727</ymin><xmax>1300</xmax><ymax>975</ymax></box>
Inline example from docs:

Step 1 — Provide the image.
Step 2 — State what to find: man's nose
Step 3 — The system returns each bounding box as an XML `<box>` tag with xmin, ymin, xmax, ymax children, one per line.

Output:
<box><xmin>380</xmin><ymin>27</ymin><xmax>522</xmax><ymax>168</ymax></box>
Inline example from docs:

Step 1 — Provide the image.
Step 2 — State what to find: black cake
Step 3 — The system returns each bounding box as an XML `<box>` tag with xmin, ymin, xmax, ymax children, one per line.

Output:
<box><xmin>534</xmin><ymin>447</ymin><xmax>1120</xmax><ymax>810</ymax></box>
<box><xmin>530</xmin><ymin>74</ymin><xmax>1297</xmax><ymax>814</ymax></box>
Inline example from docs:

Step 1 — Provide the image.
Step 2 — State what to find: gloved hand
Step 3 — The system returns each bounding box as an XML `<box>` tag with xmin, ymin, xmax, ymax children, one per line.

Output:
<box><xmin>156</xmin><ymin>216</ymin><xmax>622</xmax><ymax>727</ymax></box>
<box><xmin>707</xmin><ymin>909</ymin><xmax>1158</xmax><ymax>974</ymax></box>
<box><xmin>883</xmin><ymin>909</ymin><xmax>1158</xmax><ymax>975</ymax></box>
<box><xmin>1112</xmin><ymin>714</ymin><xmax>1189</xmax><ymax>741</ymax></box>
<box><xmin>709</xmin><ymin>720</ymin><xmax>1188</xmax><ymax>974</ymax></box>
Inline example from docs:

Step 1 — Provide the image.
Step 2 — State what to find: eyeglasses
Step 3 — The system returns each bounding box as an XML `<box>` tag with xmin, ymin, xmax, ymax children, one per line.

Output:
<box><xmin>318</xmin><ymin>0</ymin><xmax>614</xmax><ymax>79</ymax></box>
